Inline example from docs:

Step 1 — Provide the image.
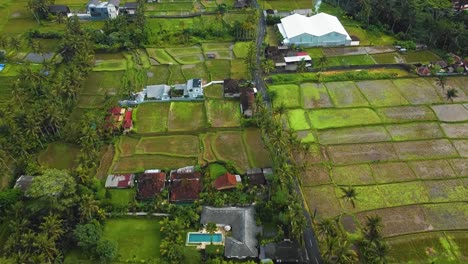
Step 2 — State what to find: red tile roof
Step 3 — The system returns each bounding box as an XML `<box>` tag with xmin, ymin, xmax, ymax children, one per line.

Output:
<box><xmin>137</xmin><ymin>172</ymin><xmax>166</xmax><ymax>200</ymax></box>
<box><xmin>109</xmin><ymin>107</ymin><xmax>122</xmax><ymax>115</ymax></box>
<box><xmin>170</xmin><ymin>172</ymin><xmax>202</xmax><ymax>202</ymax></box>
<box><xmin>123</xmin><ymin>111</ymin><xmax>133</xmax><ymax>129</ymax></box>
<box><xmin>296</xmin><ymin>52</ymin><xmax>308</xmax><ymax>56</ymax></box>
<box><xmin>213</xmin><ymin>172</ymin><xmax>238</xmax><ymax>190</ymax></box>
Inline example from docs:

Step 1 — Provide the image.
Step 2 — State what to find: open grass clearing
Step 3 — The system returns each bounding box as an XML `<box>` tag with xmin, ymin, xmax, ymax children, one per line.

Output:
<box><xmin>392</xmin><ymin>78</ymin><xmax>442</xmax><ymax>104</ymax></box>
<box><xmin>201</xmin><ymin>133</ymin><xmax>217</xmax><ymax>163</ymax></box>
<box><xmin>370</xmin><ymin>162</ymin><xmax>417</xmax><ymax>183</ymax></box>
<box><xmin>440</xmin><ymin>123</ymin><xmax>468</xmax><ymax>139</ymax></box>
<box><xmin>317</xmin><ymin>126</ymin><xmax>390</xmax><ymax>145</ymax></box>
<box><xmin>356</xmin><ymin>80</ymin><xmax>409</xmax><ymax>106</ymax></box>
<box><xmin>203</xmin><ymin>84</ymin><xmax>223</xmax><ymax>98</ymax></box>
<box><xmin>371</xmin><ymin>52</ymin><xmax>402</xmax><ymax>64</ymax></box>
<box><xmin>212</xmin><ymin>131</ymin><xmax>250</xmax><ymax>174</ymax></box>
<box><xmin>327</xmin><ymin>142</ymin><xmax>398</xmax><ymax>165</ymax></box>
<box><xmin>103</xmin><ymin>218</ymin><xmax>161</xmax><ymax>262</ymax></box>
<box><xmin>300</xmin><ymin>83</ymin><xmax>333</xmax><ymax>109</ymax></box>
<box><xmin>37</xmin><ymin>143</ymin><xmax>79</xmax><ymax>170</ymax></box>
<box><xmin>307</xmin><ymin>108</ymin><xmax>381</xmax><ymax>130</ymax></box>
<box><xmin>168</xmin><ymin>65</ymin><xmax>186</xmax><ymax>84</ymax></box>
<box><xmin>77</xmin><ymin>95</ymin><xmax>104</xmax><ymax>109</ymax></box>
<box><xmin>303</xmin><ymin>185</ymin><xmax>343</xmax><ymax>218</ymax></box>
<box><xmin>287</xmin><ymin>109</ymin><xmax>311</xmax><ymax>131</ymax></box>
<box><xmin>181</xmin><ymin>64</ymin><xmax>209</xmax><ymax>80</ymax></box>
<box><xmin>393</xmin><ymin>139</ymin><xmax>459</xmax><ymax>161</ymax></box>
<box><xmin>82</xmin><ymin>71</ymin><xmax>124</xmax><ymax>95</ymax></box>
<box><xmin>385</xmin><ymin>122</ymin><xmax>445</xmax><ymax>141</ymax></box>
<box><xmin>93</xmin><ymin>59</ymin><xmax>127</xmax><ymax>71</ymax></box>
<box><xmin>134</xmin><ymin>103</ymin><xmax>170</xmax><ymax>133</ymax></box>
<box><xmin>269</xmin><ymin>84</ymin><xmax>301</xmax><ymax>108</ymax></box>
<box><xmin>146</xmin><ymin>48</ymin><xmax>177</xmax><ymax>64</ymax></box>
<box><xmin>409</xmin><ymin>159</ymin><xmax>457</xmax><ymax>180</ymax></box>
<box><xmin>243</xmin><ymin>128</ymin><xmax>271</xmax><ymax>168</ymax></box>
<box><xmin>331</xmin><ymin>164</ymin><xmax>374</xmax><ymax>186</ymax></box>
<box><xmin>232</xmin><ymin>42</ymin><xmax>250</xmax><ymax>59</ymax></box>
<box><xmin>166</xmin><ymin>46</ymin><xmax>202</xmax><ymax>56</ymax></box>
<box><xmin>402</xmin><ymin>50</ymin><xmax>441</xmax><ymax>63</ymax></box>
<box><xmin>300</xmin><ymin>165</ymin><xmax>331</xmax><ymax>186</ymax></box>
<box><xmin>205</xmin><ymin>99</ymin><xmax>241</xmax><ymax>127</ymax></box>
<box><xmin>108</xmin><ymin>189</ymin><xmax>135</xmax><ymax>208</ymax></box>
<box><xmin>325</xmin><ymin>81</ymin><xmax>369</xmax><ymax>107</ymax></box>
<box><xmin>344</xmin><ymin>25</ymin><xmax>396</xmax><ymax>46</ymax></box>
<box><xmin>135</xmin><ymin>135</ymin><xmax>199</xmax><ymax>157</ymax></box>
<box><xmin>113</xmin><ymin>154</ymin><xmax>196</xmax><ymax>173</ymax></box>
<box><xmin>431</xmin><ymin>104</ymin><xmax>468</xmax><ymax>122</ymax></box>
<box><xmin>168</xmin><ymin>102</ymin><xmax>207</xmax><ymax>131</ymax></box>
<box><xmin>208</xmin><ymin>163</ymin><xmax>228</xmax><ymax>179</ymax></box>
<box><xmin>205</xmin><ymin>60</ymin><xmax>231</xmax><ymax>80</ymax></box>
<box><xmin>376</xmin><ymin>106</ymin><xmax>437</xmax><ymax>123</ymax></box>
<box><xmin>230</xmin><ymin>59</ymin><xmax>248</xmax><ymax>79</ymax></box>
<box><xmin>146</xmin><ymin>65</ymin><xmax>170</xmax><ymax>85</ymax></box>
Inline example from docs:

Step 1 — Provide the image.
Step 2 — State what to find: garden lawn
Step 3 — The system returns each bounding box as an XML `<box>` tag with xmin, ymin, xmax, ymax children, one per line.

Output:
<box><xmin>325</xmin><ymin>81</ymin><xmax>369</xmax><ymax>107</ymax></box>
<box><xmin>206</xmin><ymin>60</ymin><xmax>231</xmax><ymax>80</ymax></box>
<box><xmin>135</xmin><ymin>135</ymin><xmax>199</xmax><ymax>157</ymax></box>
<box><xmin>205</xmin><ymin>99</ymin><xmax>241</xmax><ymax>127</ymax></box>
<box><xmin>108</xmin><ymin>189</ymin><xmax>135</xmax><ymax>207</ymax></box>
<box><xmin>212</xmin><ymin>131</ymin><xmax>250</xmax><ymax>173</ymax></box>
<box><xmin>307</xmin><ymin>108</ymin><xmax>381</xmax><ymax>129</ymax></box>
<box><xmin>356</xmin><ymin>80</ymin><xmax>409</xmax><ymax>106</ymax></box>
<box><xmin>102</xmin><ymin>218</ymin><xmax>161</xmax><ymax>262</ymax></box>
<box><xmin>168</xmin><ymin>102</ymin><xmax>207</xmax><ymax>131</ymax></box>
<box><xmin>402</xmin><ymin>50</ymin><xmax>441</xmax><ymax>63</ymax></box>
<box><xmin>93</xmin><ymin>59</ymin><xmax>127</xmax><ymax>71</ymax></box>
<box><xmin>208</xmin><ymin>163</ymin><xmax>228</xmax><ymax>179</ymax></box>
<box><xmin>146</xmin><ymin>48</ymin><xmax>177</xmax><ymax>64</ymax></box>
<box><xmin>133</xmin><ymin>103</ymin><xmax>170</xmax><ymax>133</ymax></box>
<box><xmin>269</xmin><ymin>84</ymin><xmax>301</xmax><ymax>108</ymax></box>
<box><xmin>231</xmin><ymin>59</ymin><xmax>248</xmax><ymax>79</ymax></box>
<box><xmin>288</xmin><ymin>109</ymin><xmax>311</xmax><ymax>131</ymax></box>
<box><xmin>233</xmin><ymin>42</ymin><xmax>250</xmax><ymax>58</ymax></box>
<box><xmin>37</xmin><ymin>143</ymin><xmax>80</xmax><ymax>170</ymax></box>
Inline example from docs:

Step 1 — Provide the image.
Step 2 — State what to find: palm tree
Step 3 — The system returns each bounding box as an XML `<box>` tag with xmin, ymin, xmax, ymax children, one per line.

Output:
<box><xmin>9</xmin><ymin>36</ymin><xmax>21</xmax><ymax>53</ymax></box>
<box><xmin>333</xmin><ymin>239</ymin><xmax>359</xmax><ymax>264</ymax></box>
<box><xmin>262</xmin><ymin>59</ymin><xmax>275</xmax><ymax>74</ymax></box>
<box><xmin>318</xmin><ymin>55</ymin><xmax>328</xmax><ymax>71</ymax></box>
<box><xmin>297</xmin><ymin>58</ymin><xmax>308</xmax><ymax>73</ymax></box>
<box><xmin>79</xmin><ymin>194</ymin><xmax>101</xmax><ymax>221</ymax></box>
<box><xmin>435</xmin><ymin>75</ymin><xmax>447</xmax><ymax>90</ymax></box>
<box><xmin>206</xmin><ymin>222</ymin><xmax>217</xmax><ymax>244</ymax></box>
<box><xmin>40</xmin><ymin>214</ymin><xmax>64</xmax><ymax>240</ymax></box>
<box><xmin>317</xmin><ymin>218</ymin><xmax>337</xmax><ymax>239</ymax></box>
<box><xmin>366</xmin><ymin>241</ymin><xmax>389</xmax><ymax>264</ymax></box>
<box><xmin>340</xmin><ymin>186</ymin><xmax>358</xmax><ymax>208</ymax></box>
<box><xmin>273</xmin><ymin>103</ymin><xmax>287</xmax><ymax>118</ymax></box>
<box><xmin>445</xmin><ymin>88</ymin><xmax>458</xmax><ymax>102</ymax></box>
<box><xmin>363</xmin><ymin>215</ymin><xmax>382</xmax><ymax>242</ymax></box>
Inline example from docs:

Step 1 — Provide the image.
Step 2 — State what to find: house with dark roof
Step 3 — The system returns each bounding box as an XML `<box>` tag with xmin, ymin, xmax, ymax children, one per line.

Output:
<box><xmin>224</xmin><ymin>79</ymin><xmax>241</xmax><ymax>98</ymax></box>
<box><xmin>123</xmin><ymin>110</ymin><xmax>133</xmax><ymax>130</ymax></box>
<box><xmin>48</xmin><ymin>5</ymin><xmax>71</xmax><ymax>16</ymax></box>
<box><xmin>233</xmin><ymin>0</ymin><xmax>250</xmax><ymax>8</ymax></box>
<box><xmin>170</xmin><ymin>170</ymin><xmax>202</xmax><ymax>202</ymax></box>
<box><xmin>201</xmin><ymin>206</ymin><xmax>261</xmax><ymax>259</ymax></box>
<box><xmin>240</xmin><ymin>87</ymin><xmax>255</xmax><ymax>118</ymax></box>
<box><xmin>14</xmin><ymin>175</ymin><xmax>35</xmax><ymax>192</ymax></box>
<box><xmin>213</xmin><ymin>172</ymin><xmax>242</xmax><ymax>190</ymax></box>
<box><xmin>120</xmin><ymin>2</ymin><xmax>137</xmax><ymax>15</ymax></box>
<box><xmin>137</xmin><ymin>171</ymin><xmax>166</xmax><ymax>200</ymax></box>
<box><xmin>246</xmin><ymin>168</ymin><xmax>266</xmax><ymax>186</ymax></box>
<box><xmin>261</xmin><ymin>240</ymin><xmax>307</xmax><ymax>263</ymax></box>
<box><xmin>105</xmin><ymin>174</ymin><xmax>135</xmax><ymax>188</ymax></box>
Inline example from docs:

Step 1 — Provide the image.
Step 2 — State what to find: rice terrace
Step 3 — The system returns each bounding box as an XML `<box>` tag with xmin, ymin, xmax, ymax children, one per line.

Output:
<box><xmin>0</xmin><ymin>0</ymin><xmax>467</xmax><ymax>262</ymax></box>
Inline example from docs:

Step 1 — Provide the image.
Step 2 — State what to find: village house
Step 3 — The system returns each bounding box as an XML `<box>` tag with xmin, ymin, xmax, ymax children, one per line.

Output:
<box><xmin>137</xmin><ymin>170</ymin><xmax>166</xmax><ymax>200</ymax></box>
<box><xmin>169</xmin><ymin>167</ymin><xmax>202</xmax><ymax>203</ymax></box>
<box><xmin>122</xmin><ymin>109</ymin><xmax>133</xmax><ymax>130</ymax></box>
<box><xmin>246</xmin><ymin>168</ymin><xmax>266</xmax><ymax>186</ymax></box>
<box><xmin>200</xmin><ymin>206</ymin><xmax>262</xmax><ymax>259</ymax></box>
<box><xmin>233</xmin><ymin>0</ymin><xmax>250</xmax><ymax>9</ymax></box>
<box><xmin>120</xmin><ymin>2</ymin><xmax>138</xmax><ymax>15</ymax></box>
<box><xmin>213</xmin><ymin>172</ymin><xmax>242</xmax><ymax>191</ymax></box>
<box><xmin>146</xmin><ymin>84</ymin><xmax>171</xmax><ymax>100</ymax></box>
<box><xmin>223</xmin><ymin>79</ymin><xmax>241</xmax><ymax>98</ymax></box>
<box><xmin>261</xmin><ymin>240</ymin><xmax>307</xmax><ymax>263</ymax></box>
<box><xmin>48</xmin><ymin>5</ymin><xmax>71</xmax><ymax>16</ymax></box>
<box><xmin>277</xmin><ymin>13</ymin><xmax>352</xmax><ymax>47</ymax></box>
<box><xmin>87</xmin><ymin>0</ymin><xmax>120</xmax><ymax>19</ymax></box>
<box><xmin>105</xmin><ymin>107</ymin><xmax>126</xmax><ymax>131</ymax></box>
<box><xmin>105</xmin><ymin>174</ymin><xmax>135</xmax><ymax>188</ymax></box>
<box><xmin>240</xmin><ymin>87</ymin><xmax>255</xmax><ymax>117</ymax></box>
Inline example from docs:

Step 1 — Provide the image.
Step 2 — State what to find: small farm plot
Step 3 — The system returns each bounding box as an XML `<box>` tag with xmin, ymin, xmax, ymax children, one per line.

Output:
<box><xmin>392</xmin><ymin>78</ymin><xmax>442</xmax><ymax>104</ymax></box>
<box><xmin>77</xmin><ymin>95</ymin><xmax>105</xmax><ymax>109</ymax></box>
<box><xmin>336</xmin><ymin>185</ymin><xmax>386</xmax><ymax>212</ymax></box>
<box><xmin>385</xmin><ymin>122</ymin><xmax>445</xmax><ymax>141</ymax></box>
<box><xmin>269</xmin><ymin>84</ymin><xmax>301</xmax><ymax>108</ymax></box>
<box><xmin>118</xmin><ymin>136</ymin><xmax>139</xmax><ymax>157</ymax></box>
<box><xmin>402</xmin><ymin>50</ymin><xmax>441</xmax><ymax>63</ymax></box>
<box><xmin>201</xmin><ymin>133</ymin><xmax>217</xmax><ymax>163</ymax></box>
<box><xmin>102</xmin><ymin>218</ymin><xmax>161</xmax><ymax>262</ymax></box>
<box><xmin>423</xmin><ymin>202</ymin><xmax>468</xmax><ymax>231</ymax></box>
<box><xmin>205</xmin><ymin>99</ymin><xmax>241</xmax><ymax>128</ymax></box>
<box><xmin>370</xmin><ymin>162</ymin><xmax>418</xmax><ymax>183</ymax></box>
<box><xmin>371</xmin><ymin>52</ymin><xmax>403</xmax><ymax>64</ymax></box>
<box><xmin>300</xmin><ymin>83</ymin><xmax>334</xmax><ymax>108</ymax></box>
<box><xmin>0</xmin><ymin>77</ymin><xmax>14</xmax><ymax>105</ymax></box>
<box><xmin>146</xmin><ymin>48</ymin><xmax>177</xmax><ymax>64</ymax></box>
<box><xmin>204</xmin><ymin>84</ymin><xmax>223</xmax><ymax>98</ymax></box>
<box><xmin>423</xmin><ymin>179</ymin><xmax>466</xmax><ymax>203</ymax></box>
<box><xmin>331</xmin><ymin>164</ymin><xmax>375</xmax><ymax>186</ymax></box>
<box><xmin>82</xmin><ymin>71</ymin><xmax>124</xmax><ymax>95</ymax></box>
<box><xmin>230</xmin><ymin>59</ymin><xmax>248</xmax><ymax>79</ymax></box>
<box><xmin>300</xmin><ymin>165</ymin><xmax>331</xmax><ymax>186</ymax></box>
<box><xmin>326</xmin><ymin>54</ymin><xmax>375</xmax><ymax>67</ymax></box>
<box><xmin>376</xmin><ymin>106</ymin><xmax>437</xmax><ymax>123</ymax></box>
<box><xmin>113</xmin><ymin>154</ymin><xmax>197</xmax><ymax>173</ymax></box>
<box><xmin>168</xmin><ymin>102</ymin><xmax>207</xmax><ymax>132</ymax></box>
<box><xmin>232</xmin><ymin>42</ymin><xmax>250</xmax><ymax>58</ymax></box>
<box><xmin>243</xmin><ymin>128</ymin><xmax>271</xmax><ymax>168</ymax></box>
<box><xmin>431</xmin><ymin>104</ymin><xmax>468</xmax><ymax>122</ymax></box>
<box><xmin>356</xmin><ymin>80</ymin><xmax>409</xmax><ymax>106</ymax></box>
<box><xmin>324</xmin><ymin>81</ymin><xmax>369</xmax><ymax>108</ymax></box>
<box><xmin>327</xmin><ymin>142</ymin><xmax>398</xmax><ymax>165</ymax></box>
<box><xmin>133</xmin><ymin>103</ymin><xmax>170</xmax><ymax>133</ymax></box>
<box><xmin>392</xmin><ymin>139</ymin><xmax>459</xmax><ymax>161</ymax></box>
<box><xmin>303</xmin><ymin>185</ymin><xmax>343</xmax><ymax>218</ymax></box>
<box><xmin>307</xmin><ymin>108</ymin><xmax>382</xmax><ymax>130</ymax></box>
<box><xmin>146</xmin><ymin>65</ymin><xmax>171</xmax><ymax>85</ymax></box>
<box><xmin>317</xmin><ymin>126</ymin><xmax>390</xmax><ymax>145</ymax></box>
<box><xmin>211</xmin><ymin>131</ymin><xmax>250</xmax><ymax>173</ymax></box>
<box><xmin>166</xmin><ymin>46</ymin><xmax>204</xmax><ymax>64</ymax></box>
<box><xmin>181</xmin><ymin>64</ymin><xmax>209</xmax><ymax>81</ymax></box>
<box><xmin>287</xmin><ymin>109</ymin><xmax>311</xmax><ymax>131</ymax></box>
<box><xmin>409</xmin><ymin>159</ymin><xmax>457</xmax><ymax>180</ymax></box>
<box><xmin>440</xmin><ymin>123</ymin><xmax>468</xmax><ymax>139</ymax></box>
<box><xmin>135</xmin><ymin>135</ymin><xmax>199</xmax><ymax>157</ymax></box>
<box><xmin>205</xmin><ymin>60</ymin><xmax>231</xmax><ymax>80</ymax></box>
<box><xmin>93</xmin><ymin>59</ymin><xmax>127</xmax><ymax>71</ymax></box>
<box><xmin>202</xmin><ymin>42</ymin><xmax>233</xmax><ymax>60</ymax></box>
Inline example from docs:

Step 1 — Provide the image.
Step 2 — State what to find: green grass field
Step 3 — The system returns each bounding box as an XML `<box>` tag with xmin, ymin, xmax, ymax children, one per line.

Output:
<box><xmin>113</xmin><ymin>154</ymin><xmax>197</xmax><ymax>173</ymax></box>
<box><xmin>287</xmin><ymin>109</ymin><xmax>311</xmax><ymax>131</ymax></box>
<box><xmin>93</xmin><ymin>59</ymin><xmax>127</xmax><ymax>71</ymax></box>
<box><xmin>205</xmin><ymin>99</ymin><xmax>241</xmax><ymax>127</ymax></box>
<box><xmin>108</xmin><ymin>189</ymin><xmax>135</xmax><ymax>208</ymax></box>
<box><xmin>371</xmin><ymin>52</ymin><xmax>402</xmax><ymax>64</ymax></box>
<box><xmin>146</xmin><ymin>48</ymin><xmax>177</xmax><ymax>64</ymax></box>
<box><xmin>168</xmin><ymin>65</ymin><xmax>187</xmax><ymax>84</ymax></box>
<box><xmin>203</xmin><ymin>84</ymin><xmax>224</xmax><ymax>98</ymax></box>
<box><xmin>212</xmin><ymin>131</ymin><xmax>250</xmax><ymax>173</ymax></box>
<box><xmin>136</xmin><ymin>135</ymin><xmax>199</xmax><ymax>157</ymax></box>
<box><xmin>233</xmin><ymin>42</ymin><xmax>250</xmax><ymax>59</ymax></box>
<box><xmin>326</xmin><ymin>54</ymin><xmax>375</xmax><ymax>67</ymax></box>
<box><xmin>205</xmin><ymin>60</ymin><xmax>231</xmax><ymax>80</ymax></box>
<box><xmin>269</xmin><ymin>84</ymin><xmax>301</xmax><ymax>108</ymax></box>
<box><xmin>356</xmin><ymin>80</ymin><xmax>410</xmax><ymax>106</ymax></box>
<box><xmin>82</xmin><ymin>71</ymin><xmax>124</xmax><ymax>95</ymax></box>
<box><xmin>134</xmin><ymin>103</ymin><xmax>170</xmax><ymax>133</ymax></box>
<box><xmin>37</xmin><ymin>143</ymin><xmax>80</xmax><ymax>170</ymax></box>
<box><xmin>230</xmin><ymin>59</ymin><xmax>248</xmax><ymax>79</ymax></box>
<box><xmin>103</xmin><ymin>218</ymin><xmax>161</xmax><ymax>262</ymax></box>
<box><xmin>307</xmin><ymin>108</ymin><xmax>381</xmax><ymax>129</ymax></box>
<box><xmin>325</xmin><ymin>81</ymin><xmax>369</xmax><ymax>107</ymax></box>
<box><xmin>181</xmin><ymin>64</ymin><xmax>209</xmax><ymax>80</ymax></box>
<box><xmin>402</xmin><ymin>50</ymin><xmax>442</xmax><ymax>63</ymax></box>
<box><xmin>168</xmin><ymin>102</ymin><xmax>207</xmax><ymax>131</ymax></box>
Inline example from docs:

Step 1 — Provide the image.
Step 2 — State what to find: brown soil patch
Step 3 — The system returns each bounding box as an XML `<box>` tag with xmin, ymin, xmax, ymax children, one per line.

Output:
<box><xmin>393</xmin><ymin>139</ymin><xmax>459</xmax><ymax>160</ymax></box>
<box><xmin>331</xmin><ymin>164</ymin><xmax>375</xmax><ymax>185</ymax></box>
<box><xmin>327</xmin><ymin>142</ymin><xmax>398</xmax><ymax>165</ymax></box>
<box><xmin>303</xmin><ymin>185</ymin><xmax>342</xmax><ymax>219</ymax></box>
<box><xmin>409</xmin><ymin>159</ymin><xmax>457</xmax><ymax>179</ymax></box>
<box><xmin>431</xmin><ymin>104</ymin><xmax>468</xmax><ymax>122</ymax></box>
<box><xmin>317</xmin><ymin>126</ymin><xmax>390</xmax><ymax>145</ymax></box>
<box><xmin>440</xmin><ymin>123</ymin><xmax>468</xmax><ymax>138</ymax></box>
<box><xmin>423</xmin><ymin>203</ymin><xmax>468</xmax><ymax>231</ymax></box>
<box><xmin>302</xmin><ymin>145</ymin><xmax>325</xmax><ymax>164</ymax></box>
<box><xmin>301</xmin><ymin>165</ymin><xmax>331</xmax><ymax>186</ymax></box>
<box><xmin>340</xmin><ymin>215</ymin><xmax>358</xmax><ymax>234</ymax></box>
<box><xmin>385</xmin><ymin>122</ymin><xmax>444</xmax><ymax>141</ymax></box>
<box><xmin>452</xmin><ymin>140</ymin><xmax>468</xmax><ymax>157</ymax></box>
<box><xmin>449</xmin><ymin>158</ymin><xmax>468</xmax><ymax>176</ymax></box>
<box><xmin>370</xmin><ymin>162</ymin><xmax>417</xmax><ymax>183</ymax></box>
<box><xmin>96</xmin><ymin>145</ymin><xmax>115</xmax><ymax>179</ymax></box>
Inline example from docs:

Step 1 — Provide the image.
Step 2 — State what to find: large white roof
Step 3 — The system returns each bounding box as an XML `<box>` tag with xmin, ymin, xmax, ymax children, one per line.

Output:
<box><xmin>278</xmin><ymin>13</ymin><xmax>351</xmax><ymax>39</ymax></box>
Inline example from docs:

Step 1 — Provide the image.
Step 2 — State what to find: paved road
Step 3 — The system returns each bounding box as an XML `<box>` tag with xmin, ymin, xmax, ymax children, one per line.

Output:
<box><xmin>251</xmin><ymin>2</ymin><xmax>323</xmax><ymax>263</ymax></box>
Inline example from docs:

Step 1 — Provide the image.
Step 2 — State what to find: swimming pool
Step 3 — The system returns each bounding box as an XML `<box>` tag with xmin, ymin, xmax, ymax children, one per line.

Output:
<box><xmin>186</xmin><ymin>232</ymin><xmax>223</xmax><ymax>244</ymax></box>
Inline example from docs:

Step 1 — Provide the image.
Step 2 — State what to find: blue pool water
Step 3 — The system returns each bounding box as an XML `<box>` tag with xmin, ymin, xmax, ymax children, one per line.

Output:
<box><xmin>187</xmin><ymin>233</ymin><xmax>222</xmax><ymax>243</ymax></box>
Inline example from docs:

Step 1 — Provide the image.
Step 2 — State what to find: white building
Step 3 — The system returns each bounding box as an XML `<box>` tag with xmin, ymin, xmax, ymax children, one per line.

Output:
<box><xmin>277</xmin><ymin>13</ymin><xmax>352</xmax><ymax>47</ymax></box>
<box><xmin>87</xmin><ymin>0</ymin><xmax>120</xmax><ymax>19</ymax></box>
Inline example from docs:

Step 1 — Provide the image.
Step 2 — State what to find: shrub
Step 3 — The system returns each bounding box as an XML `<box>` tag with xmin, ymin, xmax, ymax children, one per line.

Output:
<box><xmin>205</xmin><ymin>245</ymin><xmax>224</xmax><ymax>257</ymax></box>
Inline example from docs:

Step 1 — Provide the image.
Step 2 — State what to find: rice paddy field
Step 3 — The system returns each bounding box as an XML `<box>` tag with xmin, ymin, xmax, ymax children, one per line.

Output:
<box><xmin>270</xmin><ymin>76</ymin><xmax>468</xmax><ymax>263</ymax></box>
